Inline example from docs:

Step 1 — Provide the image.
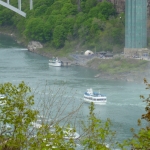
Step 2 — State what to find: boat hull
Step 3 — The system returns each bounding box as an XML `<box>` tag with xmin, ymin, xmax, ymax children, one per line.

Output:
<box><xmin>49</xmin><ymin>62</ymin><xmax>61</xmax><ymax>67</ymax></box>
<box><xmin>83</xmin><ymin>98</ymin><xmax>107</xmax><ymax>105</ymax></box>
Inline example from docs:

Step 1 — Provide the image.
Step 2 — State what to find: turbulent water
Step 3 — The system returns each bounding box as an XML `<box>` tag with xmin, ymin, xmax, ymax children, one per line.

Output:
<box><xmin>0</xmin><ymin>33</ymin><xmax>149</xmax><ymax>147</ymax></box>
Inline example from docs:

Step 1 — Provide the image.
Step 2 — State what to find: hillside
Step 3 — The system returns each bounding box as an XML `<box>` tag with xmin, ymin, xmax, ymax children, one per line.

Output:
<box><xmin>0</xmin><ymin>0</ymin><xmax>125</xmax><ymax>54</ymax></box>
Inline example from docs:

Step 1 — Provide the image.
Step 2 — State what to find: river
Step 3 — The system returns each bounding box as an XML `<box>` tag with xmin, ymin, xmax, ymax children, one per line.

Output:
<box><xmin>0</xmin><ymin>34</ymin><xmax>149</xmax><ymax>148</ymax></box>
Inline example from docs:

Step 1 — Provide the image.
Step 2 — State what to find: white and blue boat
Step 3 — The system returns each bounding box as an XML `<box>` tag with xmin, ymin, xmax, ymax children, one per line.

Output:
<box><xmin>0</xmin><ymin>94</ymin><xmax>6</xmax><ymax>105</ymax></box>
<box><xmin>49</xmin><ymin>57</ymin><xmax>62</xmax><ymax>67</ymax></box>
<box><xmin>0</xmin><ymin>94</ymin><xmax>5</xmax><ymax>99</ymax></box>
<box><xmin>63</xmin><ymin>127</ymin><xmax>80</xmax><ymax>140</ymax></box>
<box><xmin>84</xmin><ymin>88</ymin><xmax>107</xmax><ymax>105</ymax></box>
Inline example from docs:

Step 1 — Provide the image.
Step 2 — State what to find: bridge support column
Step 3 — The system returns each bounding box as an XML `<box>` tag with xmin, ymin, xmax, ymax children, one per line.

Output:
<box><xmin>124</xmin><ymin>0</ymin><xmax>148</xmax><ymax>57</ymax></box>
<box><xmin>7</xmin><ymin>0</ymin><xmax>9</xmax><ymax>4</ymax></box>
<box><xmin>30</xmin><ymin>0</ymin><xmax>33</xmax><ymax>10</ymax></box>
<box><xmin>18</xmin><ymin>0</ymin><xmax>21</xmax><ymax>10</ymax></box>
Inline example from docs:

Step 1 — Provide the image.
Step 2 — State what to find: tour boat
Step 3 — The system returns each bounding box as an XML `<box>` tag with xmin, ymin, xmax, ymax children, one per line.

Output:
<box><xmin>49</xmin><ymin>127</ymin><xmax>80</xmax><ymax>140</ymax></box>
<box><xmin>63</xmin><ymin>127</ymin><xmax>80</xmax><ymax>140</ymax></box>
<box><xmin>0</xmin><ymin>94</ymin><xmax>5</xmax><ymax>99</ymax></box>
<box><xmin>0</xmin><ymin>94</ymin><xmax>6</xmax><ymax>105</ymax></box>
<box><xmin>49</xmin><ymin>57</ymin><xmax>62</xmax><ymax>67</ymax></box>
<box><xmin>31</xmin><ymin>121</ymin><xmax>42</xmax><ymax>128</ymax></box>
<box><xmin>84</xmin><ymin>88</ymin><xmax>107</xmax><ymax>105</ymax></box>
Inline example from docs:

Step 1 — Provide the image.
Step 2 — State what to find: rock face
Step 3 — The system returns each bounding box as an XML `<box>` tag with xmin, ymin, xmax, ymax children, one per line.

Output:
<box><xmin>27</xmin><ymin>41</ymin><xmax>43</xmax><ymax>52</ymax></box>
<box><xmin>108</xmin><ymin>0</ymin><xmax>150</xmax><ymax>16</ymax></box>
<box><xmin>98</xmin><ymin>0</ymin><xmax>150</xmax><ymax>16</ymax></box>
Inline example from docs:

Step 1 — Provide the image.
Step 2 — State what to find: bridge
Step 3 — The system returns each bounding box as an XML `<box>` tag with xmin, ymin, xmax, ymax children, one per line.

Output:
<box><xmin>124</xmin><ymin>0</ymin><xmax>149</xmax><ymax>58</ymax></box>
<box><xmin>0</xmin><ymin>0</ymin><xmax>33</xmax><ymax>17</ymax></box>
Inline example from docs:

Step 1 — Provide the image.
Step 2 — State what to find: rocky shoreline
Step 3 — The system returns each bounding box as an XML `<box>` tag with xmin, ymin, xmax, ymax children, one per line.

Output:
<box><xmin>27</xmin><ymin>43</ymin><xmax>150</xmax><ymax>83</ymax></box>
<box><xmin>20</xmin><ymin>40</ymin><xmax>150</xmax><ymax>83</ymax></box>
<box><xmin>0</xmin><ymin>32</ymin><xmax>149</xmax><ymax>83</ymax></box>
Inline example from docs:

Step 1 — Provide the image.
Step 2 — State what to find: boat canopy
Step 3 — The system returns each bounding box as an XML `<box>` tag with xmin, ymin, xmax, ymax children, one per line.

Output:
<box><xmin>87</xmin><ymin>88</ymin><xmax>93</xmax><ymax>95</ymax></box>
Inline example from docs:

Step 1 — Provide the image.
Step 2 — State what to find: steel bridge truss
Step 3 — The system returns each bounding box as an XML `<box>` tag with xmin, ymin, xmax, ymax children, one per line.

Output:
<box><xmin>0</xmin><ymin>0</ymin><xmax>33</xmax><ymax>17</ymax></box>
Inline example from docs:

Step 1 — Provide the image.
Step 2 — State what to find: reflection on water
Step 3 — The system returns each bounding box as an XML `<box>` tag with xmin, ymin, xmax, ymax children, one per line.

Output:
<box><xmin>0</xmin><ymin>33</ymin><xmax>24</xmax><ymax>48</ymax></box>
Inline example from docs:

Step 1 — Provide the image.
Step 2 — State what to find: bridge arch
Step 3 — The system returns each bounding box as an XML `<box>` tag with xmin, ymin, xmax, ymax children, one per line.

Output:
<box><xmin>0</xmin><ymin>0</ymin><xmax>33</xmax><ymax>17</ymax></box>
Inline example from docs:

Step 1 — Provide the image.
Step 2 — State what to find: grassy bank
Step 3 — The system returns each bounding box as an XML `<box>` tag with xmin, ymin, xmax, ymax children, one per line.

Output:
<box><xmin>87</xmin><ymin>57</ymin><xmax>149</xmax><ymax>74</ymax></box>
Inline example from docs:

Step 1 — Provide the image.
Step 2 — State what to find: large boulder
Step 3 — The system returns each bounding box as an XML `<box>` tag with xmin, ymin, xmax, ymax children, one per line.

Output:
<box><xmin>27</xmin><ymin>41</ymin><xmax>43</xmax><ymax>52</ymax></box>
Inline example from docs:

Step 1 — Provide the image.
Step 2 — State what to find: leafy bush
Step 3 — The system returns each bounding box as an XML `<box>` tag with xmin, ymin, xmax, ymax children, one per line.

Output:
<box><xmin>81</xmin><ymin>102</ymin><xmax>116</xmax><ymax>150</ymax></box>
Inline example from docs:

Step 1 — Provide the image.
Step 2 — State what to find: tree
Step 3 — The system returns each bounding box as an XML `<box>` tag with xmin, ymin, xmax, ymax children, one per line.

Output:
<box><xmin>88</xmin><ymin>7</ymin><xmax>99</xmax><ymax>18</ymax></box>
<box><xmin>0</xmin><ymin>81</ymin><xmax>81</xmax><ymax>149</ymax></box>
<box><xmin>33</xmin><ymin>0</ymin><xmax>54</xmax><ymax>9</ymax></box>
<box><xmin>52</xmin><ymin>25</ymin><xmax>66</xmax><ymax>48</ymax></box>
<box><xmin>84</xmin><ymin>0</ymin><xmax>97</xmax><ymax>13</ymax></box>
<box><xmin>0</xmin><ymin>81</ymin><xmax>121</xmax><ymax>149</ymax></box>
<box><xmin>63</xmin><ymin>17</ymin><xmax>75</xmax><ymax>36</ymax></box>
<box><xmin>0</xmin><ymin>0</ymin><xmax>125</xmax><ymax>52</ymax></box>
<box><xmin>0</xmin><ymin>81</ymin><xmax>38</xmax><ymax>149</ymax></box>
<box><xmin>0</xmin><ymin>8</ymin><xmax>14</xmax><ymax>26</ymax></box>
<box><xmin>50</xmin><ymin>0</ymin><xmax>63</xmax><ymax>11</ymax></box>
<box><xmin>24</xmin><ymin>18</ymin><xmax>46</xmax><ymax>42</ymax></box>
<box><xmin>60</xmin><ymin>2</ymin><xmax>77</xmax><ymax>16</ymax></box>
<box><xmin>34</xmin><ymin>5</ymin><xmax>47</xmax><ymax>16</ymax></box>
<box><xmin>97</xmin><ymin>1</ymin><xmax>117</xmax><ymax>20</ymax></box>
<box><xmin>80</xmin><ymin>102</ymin><xmax>117</xmax><ymax>150</ymax></box>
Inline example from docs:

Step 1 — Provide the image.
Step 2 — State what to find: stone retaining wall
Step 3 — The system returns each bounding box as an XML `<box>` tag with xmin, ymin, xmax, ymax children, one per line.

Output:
<box><xmin>124</xmin><ymin>48</ymin><xmax>150</xmax><ymax>58</ymax></box>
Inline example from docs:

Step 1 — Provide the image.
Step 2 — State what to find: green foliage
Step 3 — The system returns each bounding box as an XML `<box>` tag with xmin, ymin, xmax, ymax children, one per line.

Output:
<box><xmin>81</xmin><ymin>102</ymin><xmax>116</xmax><ymax>150</ymax></box>
<box><xmin>0</xmin><ymin>0</ymin><xmax>124</xmax><ymax>54</ymax></box>
<box><xmin>97</xmin><ymin>1</ymin><xmax>117</xmax><ymax>20</ymax></box>
<box><xmin>33</xmin><ymin>0</ymin><xmax>54</xmax><ymax>9</ymax></box>
<box><xmin>84</xmin><ymin>0</ymin><xmax>97</xmax><ymax>13</ymax></box>
<box><xmin>88</xmin><ymin>7</ymin><xmax>99</xmax><ymax>18</ymax></box>
<box><xmin>24</xmin><ymin>18</ymin><xmax>47</xmax><ymax>41</ymax></box>
<box><xmin>60</xmin><ymin>2</ymin><xmax>77</xmax><ymax>16</ymax></box>
<box><xmin>141</xmin><ymin>79</ymin><xmax>150</xmax><ymax>123</ymax></box>
<box><xmin>0</xmin><ymin>8</ymin><xmax>14</xmax><ymax>26</ymax></box>
<box><xmin>34</xmin><ymin>5</ymin><xmax>47</xmax><ymax>16</ymax></box>
<box><xmin>52</xmin><ymin>25</ymin><xmax>66</xmax><ymax>48</ymax></box>
<box><xmin>50</xmin><ymin>0</ymin><xmax>63</xmax><ymax>11</ymax></box>
<box><xmin>86</xmin><ymin>58</ymin><xmax>148</xmax><ymax>74</ymax></box>
<box><xmin>98</xmin><ymin>17</ymin><xmax>124</xmax><ymax>51</ymax></box>
<box><xmin>0</xmin><ymin>81</ymin><xmax>38</xmax><ymax>149</ymax></box>
<box><xmin>0</xmin><ymin>81</ymin><xmax>79</xmax><ymax>149</ymax></box>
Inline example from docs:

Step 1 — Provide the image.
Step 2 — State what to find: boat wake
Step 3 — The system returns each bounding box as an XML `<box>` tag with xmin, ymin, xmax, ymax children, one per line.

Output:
<box><xmin>107</xmin><ymin>102</ymin><xmax>145</xmax><ymax>107</ymax></box>
<box><xmin>20</xmin><ymin>48</ymin><xmax>28</xmax><ymax>50</ymax></box>
<box><xmin>0</xmin><ymin>48</ymin><xmax>28</xmax><ymax>51</ymax></box>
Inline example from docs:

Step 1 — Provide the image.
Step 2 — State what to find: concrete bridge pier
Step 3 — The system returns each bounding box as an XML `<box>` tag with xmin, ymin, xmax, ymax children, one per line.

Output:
<box><xmin>30</xmin><ymin>0</ymin><xmax>33</xmax><ymax>10</ymax></box>
<box><xmin>18</xmin><ymin>0</ymin><xmax>21</xmax><ymax>10</ymax></box>
<box><xmin>124</xmin><ymin>0</ymin><xmax>149</xmax><ymax>58</ymax></box>
<box><xmin>7</xmin><ymin>0</ymin><xmax>9</xmax><ymax>4</ymax></box>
